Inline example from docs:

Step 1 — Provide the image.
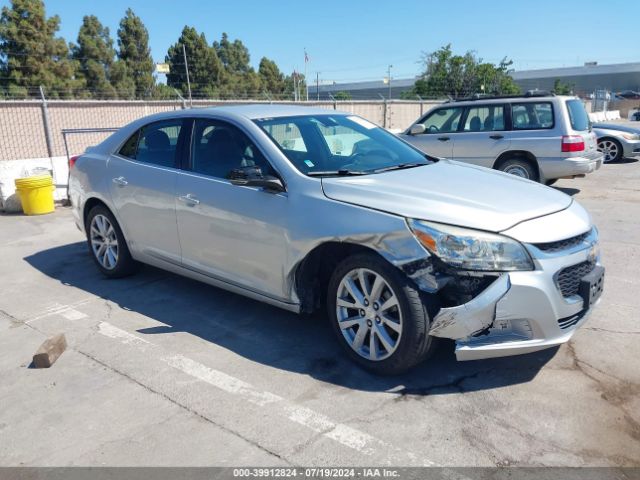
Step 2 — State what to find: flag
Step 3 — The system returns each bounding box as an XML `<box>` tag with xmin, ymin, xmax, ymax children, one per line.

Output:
<box><xmin>304</xmin><ymin>49</ymin><xmax>309</xmax><ymax>64</ymax></box>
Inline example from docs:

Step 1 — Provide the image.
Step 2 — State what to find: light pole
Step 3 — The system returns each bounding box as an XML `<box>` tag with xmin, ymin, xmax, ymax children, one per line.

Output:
<box><xmin>387</xmin><ymin>64</ymin><xmax>393</xmax><ymax>100</ymax></box>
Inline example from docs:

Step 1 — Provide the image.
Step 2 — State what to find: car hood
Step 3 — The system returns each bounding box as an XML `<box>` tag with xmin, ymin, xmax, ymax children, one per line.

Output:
<box><xmin>593</xmin><ymin>123</ymin><xmax>640</xmax><ymax>134</ymax></box>
<box><xmin>321</xmin><ymin>160</ymin><xmax>573</xmax><ymax>232</ymax></box>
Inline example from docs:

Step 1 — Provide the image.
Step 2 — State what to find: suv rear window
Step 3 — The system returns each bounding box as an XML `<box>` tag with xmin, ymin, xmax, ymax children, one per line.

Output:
<box><xmin>511</xmin><ymin>102</ymin><xmax>554</xmax><ymax>130</ymax></box>
<box><xmin>565</xmin><ymin>99</ymin><xmax>590</xmax><ymax>131</ymax></box>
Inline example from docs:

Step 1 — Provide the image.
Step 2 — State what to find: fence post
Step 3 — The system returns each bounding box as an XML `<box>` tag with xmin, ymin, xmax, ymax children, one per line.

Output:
<box><xmin>39</xmin><ymin>86</ymin><xmax>54</xmax><ymax>161</ymax></box>
<box><xmin>417</xmin><ymin>95</ymin><xmax>424</xmax><ymax>116</ymax></box>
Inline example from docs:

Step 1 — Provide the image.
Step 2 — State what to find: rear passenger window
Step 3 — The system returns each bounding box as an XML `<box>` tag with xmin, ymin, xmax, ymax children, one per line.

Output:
<box><xmin>136</xmin><ymin>120</ymin><xmax>183</xmax><ymax>168</ymax></box>
<box><xmin>463</xmin><ymin>105</ymin><xmax>505</xmax><ymax>132</ymax></box>
<box><xmin>118</xmin><ymin>131</ymin><xmax>140</xmax><ymax>159</ymax></box>
<box><xmin>511</xmin><ymin>102</ymin><xmax>554</xmax><ymax>130</ymax></box>
<box><xmin>118</xmin><ymin>120</ymin><xmax>184</xmax><ymax>166</ymax></box>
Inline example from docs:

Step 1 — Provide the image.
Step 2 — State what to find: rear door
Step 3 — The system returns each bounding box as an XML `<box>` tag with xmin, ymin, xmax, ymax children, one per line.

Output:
<box><xmin>108</xmin><ymin>119</ymin><xmax>185</xmax><ymax>264</ymax></box>
<box><xmin>402</xmin><ymin>106</ymin><xmax>463</xmax><ymax>158</ymax></box>
<box><xmin>452</xmin><ymin>103</ymin><xmax>511</xmax><ymax>168</ymax></box>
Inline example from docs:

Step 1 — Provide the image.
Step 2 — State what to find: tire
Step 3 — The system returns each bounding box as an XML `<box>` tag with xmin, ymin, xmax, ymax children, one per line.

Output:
<box><xmin>85</xmin><ymin>205</ymin><xmax>139</xmax><ymax>278</ymax></box>
<box><xmin>327</xmin><ymin>252</ymin><xmax>437</xmax><ymax>375</ymax></box>
<box><xmin>545</xmin><ymin>179</ymin><xmax>558</xmax><ymax>186</ymax></box>
<box><xmin>597</xmin><ymin>138</ymin><xmax>623</xmax><ymax>163</ymax></box>
<box><xmin>496</xmin><ymin>158</ymin><xmax>539</xmax><ymax>182</ymax></box>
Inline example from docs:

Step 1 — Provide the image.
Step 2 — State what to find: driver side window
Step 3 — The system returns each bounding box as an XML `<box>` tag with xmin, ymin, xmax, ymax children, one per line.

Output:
<box><xmin>420</xmin><ymin>107</ymin><xmax>463</xmax><ymax>134</ymax></box>
<box><xmin>191</xmin><ymin>119</ymin><xmax>275</xmax><ymax>179</ymax></box>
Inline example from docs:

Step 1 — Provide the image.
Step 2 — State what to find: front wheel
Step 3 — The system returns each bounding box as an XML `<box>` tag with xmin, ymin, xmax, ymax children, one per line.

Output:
<box><xmin>327</xmin><ymin>253</ymin><xmax>436</xmax><ymax>375</ymax></box>
<box><xmin>597</xmin><ymin>138</ymin><xmax>622</xmax><ymax>163</ymax></box>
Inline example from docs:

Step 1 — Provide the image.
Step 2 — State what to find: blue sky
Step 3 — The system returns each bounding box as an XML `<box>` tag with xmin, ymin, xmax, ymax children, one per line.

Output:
<box><xmin>3</xmin><ymin>0</ymin><xmax>639</xmax><ymax>83</ymax></box>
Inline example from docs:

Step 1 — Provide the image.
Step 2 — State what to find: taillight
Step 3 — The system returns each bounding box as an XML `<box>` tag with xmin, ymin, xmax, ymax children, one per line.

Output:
<box><xmin>68</xmin><ymin>155</ymin><xmax>80</xmax><ymax>169</ymax></box>
<box><xmin>561</xmin><ymin>135</ymin><xmax>585</xmax><ymax>152</ymax></box>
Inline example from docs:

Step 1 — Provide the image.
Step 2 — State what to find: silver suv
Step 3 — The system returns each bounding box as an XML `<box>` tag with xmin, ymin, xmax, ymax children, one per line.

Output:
<box><xmin>69</xmin><ymin>105</ymin><xmax>604</xmax><ymax>375</ymax></box>
<box><xmin>401</xmin><ymin>93</ymin><xmax>603</xmax><ymax>184</ymax></box>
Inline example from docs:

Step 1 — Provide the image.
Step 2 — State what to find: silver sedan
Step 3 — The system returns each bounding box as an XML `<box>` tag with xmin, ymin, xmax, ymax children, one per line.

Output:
<box><xmin>69</xmin><ymin>105</ymin><xmax>604</xmax><ymax>374</ymax></box>
<box><xmin>593</xmin><ymin>123</ymin><xmax>640</xmax><ymax>162</ymax></box>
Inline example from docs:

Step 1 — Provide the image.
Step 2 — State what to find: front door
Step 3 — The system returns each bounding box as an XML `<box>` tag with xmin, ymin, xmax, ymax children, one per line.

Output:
<box><xmin>175</xmin><ymin>118</ymin><xmax>290</xmax><ymax>300</ymax></box>
<box><xmin>402</xmin><ymin>106</ymin><xmax>464</xmax><ymax>158</ymax></box>
<box><xmin>108</xmin><ymin>119</ymin><xmax>185</xmax><ymax>264</ymax></box>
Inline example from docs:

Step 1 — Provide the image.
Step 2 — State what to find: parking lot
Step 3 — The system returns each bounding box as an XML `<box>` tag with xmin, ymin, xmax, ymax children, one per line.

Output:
<box><xmin>1</xmin><ymin>158</ymin><xmax>639</xmax><ymax>467</ymax></box>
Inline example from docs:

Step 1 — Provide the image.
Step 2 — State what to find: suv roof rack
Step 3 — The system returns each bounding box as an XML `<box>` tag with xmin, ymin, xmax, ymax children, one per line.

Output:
<box><xmin>447</xmin><ymin>90</ymin><xmax>555</xmax><ymax>102</ymax></box>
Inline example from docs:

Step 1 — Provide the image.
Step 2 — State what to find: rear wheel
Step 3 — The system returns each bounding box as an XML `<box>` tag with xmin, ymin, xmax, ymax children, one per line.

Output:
<box><xmin>86</xmin><ymin>205</ymin><xmax>139</xmax><ymax>278</ymax></box>
<box><xmin>496</xmin><ymin>158</ymin><xmax>538</xmax><ymax>182</ymax></box>
<box><xmin>597</xmin><ymin>138</ymin><xmax>622</xmax><ymax>163</ymax></box>
<box><xmin>327</xmin><ymin>253</ymin><xmax>436</xmax><ymax>375</ymax></box>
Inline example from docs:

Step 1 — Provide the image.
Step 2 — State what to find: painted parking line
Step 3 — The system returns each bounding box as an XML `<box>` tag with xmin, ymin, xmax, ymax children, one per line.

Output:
<box><xmin>95</xmin><ymin>321</ymin><xmax>434</xmax><ymax>465</ymax></box>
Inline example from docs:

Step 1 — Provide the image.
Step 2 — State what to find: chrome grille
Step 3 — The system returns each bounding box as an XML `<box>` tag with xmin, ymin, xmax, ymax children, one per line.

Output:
<box><xmin>534</xmin><ymin>230</ymin><xmax>591</xmax><ymax>253</ymax></box>
<box><xmin>556</xmin><ymin>261</ymin><xmax>596</xmax><ymax>298</ymax></box>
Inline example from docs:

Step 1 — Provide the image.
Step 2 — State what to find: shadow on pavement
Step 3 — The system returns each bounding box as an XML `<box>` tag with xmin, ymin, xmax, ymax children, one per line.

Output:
<box><xmin>553</xmin><ymin>186</ymin><xmax>581</xmax><ymax>196</ymax></box>
<box><xmin>25</xmin><ymin>242</ymin><xmax>556</xmax><ymax>395</ymax></box>
<box><xmin>611</xmin><ymin>157</ymin><xmax>639</xmax><ymax>164</ymax></box>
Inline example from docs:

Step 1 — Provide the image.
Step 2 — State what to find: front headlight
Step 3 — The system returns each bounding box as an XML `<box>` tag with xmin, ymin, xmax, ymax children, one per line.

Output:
<box><xmin>621</xmin><ymin>133</ymin><xmax>640</xmax><ymax>141</ymax></box>
<box><xmin>408</xmin><ymin>219</ymin><xmax>534</xmax><ymax>271</ymax></box>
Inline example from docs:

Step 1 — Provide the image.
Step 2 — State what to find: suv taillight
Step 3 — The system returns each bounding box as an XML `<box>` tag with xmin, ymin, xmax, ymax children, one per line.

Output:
<box><xmin>68</xmin><ymin>155</ymin><xmax>80</xmax><ymax>169</ymax></box>
<box><xmin>561</xmin><ymin>135</ymin><xmax>585</xmax><ymax>152</ymax></box>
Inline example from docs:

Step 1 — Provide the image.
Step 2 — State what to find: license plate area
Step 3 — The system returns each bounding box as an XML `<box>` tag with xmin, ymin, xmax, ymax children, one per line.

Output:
<box><xmin>579</xmin><ymin>265</ymin><xmax>605</xmax><ymax>308</ymax></box>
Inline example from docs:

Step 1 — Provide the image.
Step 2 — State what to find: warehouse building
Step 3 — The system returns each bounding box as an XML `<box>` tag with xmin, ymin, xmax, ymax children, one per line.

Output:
<box><xmin>315</xmin><ymin>62</ymin><xmax>640</xmax><ymax>100</ymax></box>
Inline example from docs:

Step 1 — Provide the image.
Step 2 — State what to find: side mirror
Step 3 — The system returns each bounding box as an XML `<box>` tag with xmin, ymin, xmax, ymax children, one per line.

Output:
<box><xmin>229</xmin><ymin>167</ymin><xmax>285</xmax><ymax>193</ymax></box>
<box><xmin>409</xmin><ymin>124</ymin><xmax>426</xmax><ymax>135</ymax></box>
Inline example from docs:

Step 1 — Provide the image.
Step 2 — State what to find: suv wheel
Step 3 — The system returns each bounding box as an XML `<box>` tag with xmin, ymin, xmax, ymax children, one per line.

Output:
<box><xmin>86</xmin><ymin>205</ymin><xmax>139</xmax><ymax>278</ymax></box>
<box><xmin>497</xmin><ymin>158</ymin><xmax>538</xmax><ymax>182</ymax></box>
<box><xmin>327</xmin><ymin>253</ymin><xmax>436</xmax><ymax>375</ymax></box>
<box><xmin>597</xmin><ymin>138</ymin><xmax>622</xmax><ymax>163</ymax></box>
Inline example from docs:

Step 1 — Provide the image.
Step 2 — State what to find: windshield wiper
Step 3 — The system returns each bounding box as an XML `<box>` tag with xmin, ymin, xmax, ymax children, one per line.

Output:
<box><xmin>307</xmin><ymin>169</ymin><xmax>368</xmax><ymax>177</ymax></box>
<box><xmin>373</xmin><ymin>162</ymin><xmax>427</xmax><ymax>173</ymax></box>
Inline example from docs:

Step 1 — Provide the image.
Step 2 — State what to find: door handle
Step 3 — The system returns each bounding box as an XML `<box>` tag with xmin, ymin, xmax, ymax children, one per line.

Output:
<box><xmin>437</xmin><ymin>136</ymin><xmax>450</xmax><ymax>142</ymax></box>
<box><xmin>178</xmin><ymin>194</ymin><xmax>200</xmax><ymax>205</ymax></box>
<box><xmin>490</xmin><ymin>134</ymin><xmax>504</xmax><ymax>140</ymax></box>
<box><xmin>112</xmin><ymin>176</ymin><xmax>128</xmax><ymax>186</ymax></box>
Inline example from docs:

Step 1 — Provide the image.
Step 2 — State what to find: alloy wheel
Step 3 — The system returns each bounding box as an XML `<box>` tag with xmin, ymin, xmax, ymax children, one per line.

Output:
<box><xmin>598</xmin><ymin>139</ymin><xmax>619</xmax><ymax>162</ymax></box>
<box><xmin>90</xmin><ymin>214</ymin><xmax>119</xmax><ymax>270</ymax></box>
<box><xmin>335</xmin><ymin>268</ymin><xmax>403</xmax><ymax>361</ymax></box>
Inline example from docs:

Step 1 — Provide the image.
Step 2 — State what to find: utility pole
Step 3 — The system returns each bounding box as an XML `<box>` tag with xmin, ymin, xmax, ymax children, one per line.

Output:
<box><xmin>387</xmin><ymin>64</ymin><xmax>393</xmax><ymax>100</ymax></box>
<box><xmin>316</xmin><ymin>72</ymin><xmax>320</xmax><ymax>101</ymax></box>
<box><xmin>182</xmin><ymin>44</ymin><xmax>192</xmax><ymax>107</ymax></box>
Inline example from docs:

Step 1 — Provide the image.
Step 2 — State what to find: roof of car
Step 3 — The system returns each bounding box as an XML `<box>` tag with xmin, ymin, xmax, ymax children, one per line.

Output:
<box><xmin>142</xmin><ymin>104</ymin><xmax>345</xmax><ymax>122</ymax></box>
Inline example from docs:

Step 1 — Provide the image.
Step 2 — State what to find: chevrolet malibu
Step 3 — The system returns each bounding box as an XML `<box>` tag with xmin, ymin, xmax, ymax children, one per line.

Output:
<box><xmin>69</xmin><ymin>105</ymin><xmax>604</xmax><ymax>375</ymax></box>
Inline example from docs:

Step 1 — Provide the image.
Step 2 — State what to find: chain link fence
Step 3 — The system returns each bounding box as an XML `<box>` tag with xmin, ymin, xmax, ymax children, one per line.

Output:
<box><xmin>0</xmin><ymin>98</ymin><xmax>442</xmax><ymax>162</ymax></box>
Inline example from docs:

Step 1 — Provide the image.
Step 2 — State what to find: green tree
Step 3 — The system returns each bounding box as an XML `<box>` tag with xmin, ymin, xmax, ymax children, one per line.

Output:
<box><xmin>71</xmin><ymin>15</ymin><xmax>117</xmax><ymax>98</ymax></box>
<box><xmin>214</xmin><ymin>32</ymin><xmax>262</xmax><ymax>98</ymax></box>
<box><xmin>0</xmin><ymin>0</ymin><xmax>77</xmax><ymax>98</ymax></box>
<box><xmin>117</xmin><ymin>8</ymin><xmax>154</xmax><ymax>98</ymax></box>
<box><xmin>214</xmin><ymin>32</ymin><xmax>251</xmax><ymax>75</ymax></box>
<box><xmin>553</xmin><ymin>78</ymin><xmax>573</xmax><ymax>95</ymax></box>
<box><xmin>411</xmin><ymin>44</ymin><xmax>519</xmax><ymax>99</ymax></box>
<box><xmin>258</xmin><ymin>57</ymin><xmax>285</xmax><ymax>95</ymax></box>
<box><xmin>334</xmin><ymin>91</ymin><xmax>351</xmax><ymax>100</ymax></box>
<box><xmin>165</xmin><ymin>26</ymin><xmax>224</xmax><ymax>98</ymax></box>
<box><xmin>284</xmin><ymin>71</ymin><xmax>306</xmax><ymax>100</ymax></box>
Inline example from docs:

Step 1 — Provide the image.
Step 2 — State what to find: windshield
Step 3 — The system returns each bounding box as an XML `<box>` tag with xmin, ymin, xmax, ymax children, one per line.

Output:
<box><xmin>254</xmin><ymin>114</ymin><xmax>432</xmax><ymax>176</ymax></box>
<box><xmin>566</xmin><ymin>99</ymin><xmax>590</xmax><ymax>131</ymax></box>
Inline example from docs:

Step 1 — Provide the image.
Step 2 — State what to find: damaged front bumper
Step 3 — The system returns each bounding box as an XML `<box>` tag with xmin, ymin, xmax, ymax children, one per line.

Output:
<box><xmin>423</xmin><ymin>240</ymin><xmax>603</xmax><ymax>361</ymax></box>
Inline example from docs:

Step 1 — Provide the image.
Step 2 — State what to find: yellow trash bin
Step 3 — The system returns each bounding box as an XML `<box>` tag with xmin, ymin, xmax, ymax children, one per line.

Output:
<box><xmin>14</xmin><ymin>174</ymin><xmax>55</xmax><ymax>215</ymax></box>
